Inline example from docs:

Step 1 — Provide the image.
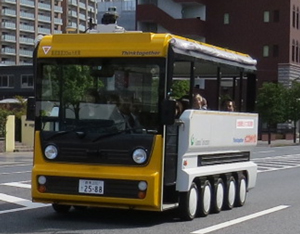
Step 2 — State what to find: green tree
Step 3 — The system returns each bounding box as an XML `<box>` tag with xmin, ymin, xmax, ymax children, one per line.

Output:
<box><xmin>62</xmin><ymin>65</ymin><xmax>95</xmax><ymax>119</ymax></box>
<box><xmin>256</xmin><ymin>82</ymin><xmax>286</xmax><ymax>143</ymax></box>
<box><xmin>283</xmin><ymin>81</ymin><xmax>300</xmax><ymax>142</ymax></box>
<box><xmin>12</xmin><ymin>95</ymin><xmax>27</xmax><ymax>119</ymax></box>
<box><xmin>171</xmin><ymin>80</ymin><xmax>190</xmax><ymax>99</ymax></box>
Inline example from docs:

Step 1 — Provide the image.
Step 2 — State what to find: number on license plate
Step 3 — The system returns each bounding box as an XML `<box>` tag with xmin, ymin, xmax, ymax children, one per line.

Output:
<box><xmin>79</xmin><ymin>179</ymin><xmax>104</xmax><ymax>194</ymax></box>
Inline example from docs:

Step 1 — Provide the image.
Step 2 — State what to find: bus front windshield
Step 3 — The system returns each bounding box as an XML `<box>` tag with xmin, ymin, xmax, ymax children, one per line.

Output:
<box><xmin>36</xmin><ymin>58</ymin><xmax>163</xmax><ymax>136</ymax></box>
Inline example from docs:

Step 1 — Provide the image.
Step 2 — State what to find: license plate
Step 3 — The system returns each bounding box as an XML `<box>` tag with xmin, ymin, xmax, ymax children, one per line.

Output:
<box><xmin>78</xmin><ymin>179</ymin><xmax>104</xmax><ymax>195</ymax></box>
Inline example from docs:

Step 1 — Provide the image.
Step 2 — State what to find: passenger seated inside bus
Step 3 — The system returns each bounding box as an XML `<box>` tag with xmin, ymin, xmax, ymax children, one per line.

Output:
<box><xmin>129</xmin><ymin>98</ymin><xmax>142</xmax><ymax>128</ymax></box>
<box><xmin>175</xmin><ymin>100</ymin><xmax>183</xmax><ymax>119</ymax></box>
<box><xmin>222</xmin><ymin>99</ymin><xmax>235</xmax><ymax>112</ymax></box>
<box><xmin>193</xmin><ymin>93</ymin><xmax>203</xmax><ymax>109</ymax></box>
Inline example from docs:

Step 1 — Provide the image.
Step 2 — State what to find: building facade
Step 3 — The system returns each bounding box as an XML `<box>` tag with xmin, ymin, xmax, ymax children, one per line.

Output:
<box><xmin>136</xmin><ymin>0</ymin><xmax>300</xmax><ymax>111</ymax></box>
<box><xmin>0</xmin><ymin>0</ymin><xmax>97</xmax><ymax>66</ymax></box>
<box><xmin>0</xmin><ymin>0</ymin><xmax>97</xmax><ymax>100</ymax></box>
<box><xmin>0</xmin><ymin>65</ymin><xmax>33</xmax><ymax>100</ymax></box>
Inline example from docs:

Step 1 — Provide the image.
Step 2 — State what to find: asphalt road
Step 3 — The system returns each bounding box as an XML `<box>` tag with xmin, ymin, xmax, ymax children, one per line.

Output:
<box><xmin>0</xmin><ymin>145</ymin><xmax>300</xmax><ymax>234</ymax></box>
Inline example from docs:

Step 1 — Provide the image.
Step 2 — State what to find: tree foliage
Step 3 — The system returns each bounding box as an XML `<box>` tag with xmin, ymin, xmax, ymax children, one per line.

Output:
<box><xmin>256</xmin><ymin>82</ymin><xmax>285</xmax><ymax>127</ymax></box>
<box><xmin>12</xmin><ymin>95</ymin><xmax>27</xmax><ymax>119</ymax></box>
<box><xmin>171</xmin><ymin>80</ymin><xmax>190</xmax><ymax>99</ymax></box>
<box><xmin>283</xmin><ymin>81</ymin><xmax>300</xmax><ymax>123</ymax></box>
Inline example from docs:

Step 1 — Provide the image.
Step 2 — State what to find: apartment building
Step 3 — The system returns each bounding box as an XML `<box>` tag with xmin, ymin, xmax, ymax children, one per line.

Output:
<box><xmin>0</xmin><ymin>0</ymin><xmax>97</xmax><ymax>100</ymax></box>
<box><xmin>0</xmin><ymin>0</ymin><xmax>97</xmax><ymax>66</ymax></box>
<box><xmin>136</xmin><ymin>0</ymin><xmax>299</xmax><ymax>111</ymax></box>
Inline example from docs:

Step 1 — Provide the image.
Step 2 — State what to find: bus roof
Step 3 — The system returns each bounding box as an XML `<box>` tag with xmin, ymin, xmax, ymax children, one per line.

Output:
<box><xmin>37</xmin><ymin>32</ymin><xmax>256</xmax><ymax>72</ymax></box>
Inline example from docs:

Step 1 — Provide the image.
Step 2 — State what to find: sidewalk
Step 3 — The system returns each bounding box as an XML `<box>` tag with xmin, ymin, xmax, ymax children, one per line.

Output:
<box><xmin>257</xmin><ymin>139</ymin><xmax>299</xmax><ymax>147</ymax></box>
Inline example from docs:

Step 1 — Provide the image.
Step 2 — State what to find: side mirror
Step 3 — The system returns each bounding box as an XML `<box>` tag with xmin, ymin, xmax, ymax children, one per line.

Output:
<box><xmin>26</xmin><ymin>97</ymin><xmax>35</xmax><ymax>121</ymax></box>
<box><xmin>161</xmin><ymin>99</ymin><xmax>176</xmax><ymax>125</ymax></box>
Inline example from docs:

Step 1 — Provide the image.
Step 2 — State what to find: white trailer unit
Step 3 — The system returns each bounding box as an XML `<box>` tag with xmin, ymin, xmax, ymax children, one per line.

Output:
<box><xmin>176</xmin><ymin>110</ymin><xmax>258</xmax><ymax>219</ymax></box>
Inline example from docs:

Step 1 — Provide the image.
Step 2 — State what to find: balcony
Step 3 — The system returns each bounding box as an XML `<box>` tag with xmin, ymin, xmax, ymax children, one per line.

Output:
<box><xmin>2</xmin><ymin>0</ymin><xmax>16</xmax><ymax>4</ymax></box>
<box><xmin>38</xmin><ymin>15</ymin><xmax>51</xmax><ymax>23</ymax></box>
<box><xmin>19</xmin><ymin>49</ymin><xmax>33</xmax><ymax>58</ymax></box>
<box><xmin>54</xmin><ymin>6</ymin><xmax>63</xmax><ymax>13</ymax></box>
<box><xmin>20</xmin><ymin>11</ymin><xmax>35</xmax><ymax>20</ymax></box>
<box><xmin>54</xmin><ymin>18</ymin><xmax>63</xmax><ymax>25</ymax></box>
<box><xmin>20</xmin><ymin>0</ymin><xmax>35</xmax><ymax>8</ymax></box>
<box><xmin>20</xmin><ymin>24</ymin><xmax>35</xmax><ymax>33</ymax></box>
<box><xmin>1</xmin><ymin>47</ymin><xmax>16</xmax><ymax>55</ymax></box>
<box><xmin>38</xmin><ymin>2</ymin><xmax>51</xmax><ymax>11</ymax></box>
<box><xmin>1</xmin><ymin>34</ymin><xmax>16</xmax><ymax>43</ymax></box>
<box><xmin>2</xmin><ymin>9</ymin><xmax>16</xmax><ymax>17</ymax></box>
<box><xmin>38</xmin><ymin>27</ymin><xmax>51</xmax><ymax>35</ymax></box>
<box><xmin>19</xmin><ymin>37</ymin><xmax>34</xmax><ymax>45</ymax></box>
<box><xmin>137</xmin><ymin>4</ymin><xmax>206</xmax><ymax>37</ymax></box>
<box><xmin>2</xmin><ymin>22</ymin><xmax>16</xmax><ymax>30</ymax></box>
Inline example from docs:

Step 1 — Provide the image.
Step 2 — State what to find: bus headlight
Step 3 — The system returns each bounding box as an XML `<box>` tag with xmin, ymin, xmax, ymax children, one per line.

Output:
<box><xmin>132</xmin><ymin>148</ymin><xmax>147</xmax><ymax>164</ymax></box>
<box><xmin>44</xmin><ymin>144</ymin><xmax>58</xmax><ymax>160</ymax></box>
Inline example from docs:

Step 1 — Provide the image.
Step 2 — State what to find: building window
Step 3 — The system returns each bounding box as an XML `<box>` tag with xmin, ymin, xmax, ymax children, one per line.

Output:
<box><xmin>0</xmin><ymin>75</ymin><xmax>14</xmax><ymax>88</ymax></box>
<box><xmin>21</xmin><ymin>74</ymin><xmax>33</xmax><ymax>88</ymax></box>
<box><xmin>297</xmin><ymin>8</ymin><xmax>300</xmax><ymax>29</ymax></box>
<box><xmin>264</xmin><ymin>11</ymin><xmax>270</xmax><ymax>22</ymax></box>
<box><xmin>292</xmin><ymin>40</ymin><xmax>295</xmax><ymax>62</ymax></box>
<box><xmin>273</xmin><ymin>45</ymin><xmax>279</xmax><ymax>57</ymax></box>
<box><xmin>293</xmin><ymin>6</ymin><xmax>296</xmax><ymax>27</ymax></box>
<box><xmin>263</xmin><ymin>45</ymin><xmax>269</xmax><ymax>57</ymax></box>
<box><xmin>273</xmin><ymin>10</ymin><xmax>280</xmax><ymax>22</ymax></box>
<box><xmin>224</xmin><ymin>13</ymin><xmax>230</xmax><ymax>24</ymax></box>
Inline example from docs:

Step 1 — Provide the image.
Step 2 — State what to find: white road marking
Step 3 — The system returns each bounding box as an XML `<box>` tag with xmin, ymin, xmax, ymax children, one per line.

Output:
<box><xmin>254</xmin><ymin>154</ymin><xmax>300</xmax><ymax>173</ymax></box>
<box><xmin>0</xmin><ymin>171</ymin><xmax>31</xmax><ymax>175</ymax></box>
<box><xmin>0</xmin><ymin>206</ymin><xmax>49</xmax><ymax>215</ymax></box>
<box><xmin>191</xmin><ymin>205</ymin><xmax>289</xmax><ymax>234</ymax></box>
<box><xmin>0</xmin><ymin>193</ymin><xmax>49</xmax><ymax>211</ymax></box>
<box><xmin>1</xmin><ymin>182</ymin><xmax>31</xmax><ymax>189</ymax></box>
<box><xmin>253</xmin><ymin>150</ymin><xmax>274</xmax><ymax>154</ymax></box>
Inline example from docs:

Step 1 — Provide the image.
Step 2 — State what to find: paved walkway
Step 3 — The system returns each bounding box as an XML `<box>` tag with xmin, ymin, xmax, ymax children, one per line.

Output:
<box><xmin>257</xmin><ymin>139</ymin><xmax>299</xmax><ymax>147</ymax></box>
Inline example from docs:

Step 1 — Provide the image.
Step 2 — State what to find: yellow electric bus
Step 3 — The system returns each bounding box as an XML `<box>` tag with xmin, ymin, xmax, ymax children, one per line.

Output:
<box><xmin>29</xmin><ymin>22</ymin><xmax>258</xmax><ymax>221</ymax></box>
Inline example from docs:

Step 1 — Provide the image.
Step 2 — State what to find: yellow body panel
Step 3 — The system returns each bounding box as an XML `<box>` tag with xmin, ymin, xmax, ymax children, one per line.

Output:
<box><xmin>32</xmin><ymin>132</ymin><xmax>164</xmax><ymax>211</ymax></box>
<box><xmin>37</xmin><ymin>32</ymin><xmax>252</xmax><ymax>60</ymax></box>
<box><xmin>38</xmin><ymin>33</ymin><xmax>171</xmax><ymax>58</ymax></box>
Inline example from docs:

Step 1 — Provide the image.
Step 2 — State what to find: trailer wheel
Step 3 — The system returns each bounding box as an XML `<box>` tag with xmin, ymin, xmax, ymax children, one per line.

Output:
<box><xmin>224</xmin><ymin>176</ymin><xmax>236</xmax><ymax>210</ymax></box>
<box><xmin>212</xmin><ymin>178</ymin><xmax>224</xmax><ymax>213</ymax></box>
<box><xmin>236</xmin><ymin>175</ymin><xmax>247</xmax><ymax>207</ymax></box>
<box><xmin>179</xmin><ymin>182</ymin><xmax>199</xmax><ymax>221</ymax></box>
<box><xmin>52</xmin><ymin>204</ymin><xmax>71</xmax><ymax>213</ymax></box>
<box><xmin>198</xmin><ymin>180</ymin><xmax>212</xmax><ymax>217</ymax></box>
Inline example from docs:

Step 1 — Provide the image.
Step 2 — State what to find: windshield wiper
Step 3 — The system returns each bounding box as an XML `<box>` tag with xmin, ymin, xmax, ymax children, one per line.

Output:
<box><xmin>92</xmin><ymin>129</ymin><xmax>131</xmax><ymax>142</ymax></box>
<box><xmin>45</xmin><ymin>128</ymin><xmax>85</xmax><ymax>140</ymax></box>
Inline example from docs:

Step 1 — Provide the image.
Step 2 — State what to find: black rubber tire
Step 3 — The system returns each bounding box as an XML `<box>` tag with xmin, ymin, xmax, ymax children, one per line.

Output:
<box><xmin>235</xmin><ymin>174</ymin><xmax>247</xmax><ymax>207</ymax></box>
<box><xmin>198</xmin><ymin>179</ymin><xmax>212</xmax><ymax>217</ymax></box>
<box><xmin>73</xmin><ymin>205</ymin><xmax>88</xmax><ymax>211</ymax></box>
<box><xmin>211</xmin><ymin>178</ymin><xmax>224</xmax><ymax>213</ymax></box>
<box><xmin>224</xmin><ymin>176</ymin><xmax>236</xmax><ymax>210</ymax></box>
<box><xmin>52</xmin><ymin>204</ymin><xmax>71</xmax><ymax>213</ymax></box>
<box><xmin>179</xmin><ymin>182</ymin><xmax>199</xmax><ymax>221</ymax></box>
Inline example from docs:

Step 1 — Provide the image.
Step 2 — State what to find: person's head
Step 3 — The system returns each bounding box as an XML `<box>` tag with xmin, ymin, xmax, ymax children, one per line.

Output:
<box><xmin>130</xmin><ymin>98</ymin><xmax>142</xmax><ymax>115</ymax></box>
<box><xmin>225</xmin><ymin>100</ymin><xmax>235</xmax><ymax>111</ymax></box>
<box><xmin>107</xmin><ymin>93</ymin><xmax>120</xmax><ymax>106</ymax></box>
<box><xmin>193</xmin><ymin>94</ymin><xmax>203</xmax><ymax>109</ymax></box>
